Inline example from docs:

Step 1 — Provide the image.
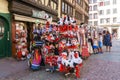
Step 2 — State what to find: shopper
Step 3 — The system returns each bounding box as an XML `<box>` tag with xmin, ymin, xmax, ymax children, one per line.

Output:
<box><xmin>93</xmin><ymin>37</ymin><xmax>99</xmax><ymax>54</ymax></box>
<box><xmin>88</xmin><ymin>33</ymin><xmax>93</xmax><ymax>54</ymax></box>
<box><xmin>104</xmin><ymin>31</ymin><xmax>112</xmax><ymax>52</ymax></box>
<box><xmin>98</xmin><ymin>33</ymin><xmax>103</xmax><ymax>53</ymax></box>
<box><xmin>103</xmin><ymin>30</ymin><xmax>106</xmax><ymax>46</ymax></box>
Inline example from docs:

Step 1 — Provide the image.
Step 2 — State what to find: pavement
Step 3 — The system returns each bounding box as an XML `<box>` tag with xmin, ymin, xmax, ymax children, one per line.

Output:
<box><xmin>0</xmin><ymin>39</ymin><xmax>120</xmax><ymax>80</ymax></box>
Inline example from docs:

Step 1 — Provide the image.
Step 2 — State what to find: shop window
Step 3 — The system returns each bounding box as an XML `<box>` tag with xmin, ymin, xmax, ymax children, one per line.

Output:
<box><xmin>0</xmin><ymin>19</ymin><xmax>4</xmax><ymax>39</ymax></box>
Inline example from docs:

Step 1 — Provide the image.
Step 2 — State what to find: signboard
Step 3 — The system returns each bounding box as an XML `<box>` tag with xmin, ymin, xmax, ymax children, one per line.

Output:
<box><xmin>32</xmin><ymin>10</ymin><xmax>49</xmax><ymax>19</ymax></box>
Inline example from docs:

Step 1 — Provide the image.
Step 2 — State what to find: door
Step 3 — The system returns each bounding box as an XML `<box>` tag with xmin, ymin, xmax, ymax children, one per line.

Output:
<box><xmin>0</xmin><ymin>17</ymin><xmax>8</xmax><ymax>57</ymax></box>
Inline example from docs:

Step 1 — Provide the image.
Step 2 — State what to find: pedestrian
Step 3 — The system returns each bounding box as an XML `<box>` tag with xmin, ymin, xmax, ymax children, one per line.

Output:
<box><xmin>104</xmin><ymin>31</ymin><xmax>112</xmax><ymax>52</ymax></box>
<box><xmin>93</xmin><ymin>37</ymin><xmax>99</xmax><ymax>54</ymax></box>
<box><xmin>88</xmin><ymin>33</ymin><xmax>93</xmax><ymax>54</ymax></box>
<box><xmin>98</xmin><ymin>33</ymin><xmax>103</xmax><ymax>53</ymax></box>
<box><xmin>103</xmin><ymin>30</ymin><xmax>106</xmax><ymax>46</ymax></box>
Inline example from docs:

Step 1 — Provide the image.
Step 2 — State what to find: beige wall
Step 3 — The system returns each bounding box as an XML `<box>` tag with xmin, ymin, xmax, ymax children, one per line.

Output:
<box><xmin>58</xmin><ymin>0</ymin><xmax>61</xmax><ymax>18</ymax></box>
<box><xmin>0</xmin><ymin>0</ymin><xmax>9</xmax><ymax>13</ymax></box>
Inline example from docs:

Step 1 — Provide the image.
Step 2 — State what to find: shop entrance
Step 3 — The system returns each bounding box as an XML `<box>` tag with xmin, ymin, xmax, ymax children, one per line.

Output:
<box><xmin>0</xmin><ymin>17</ymin><xmax>9</xmax><ymax>57</ymax></box>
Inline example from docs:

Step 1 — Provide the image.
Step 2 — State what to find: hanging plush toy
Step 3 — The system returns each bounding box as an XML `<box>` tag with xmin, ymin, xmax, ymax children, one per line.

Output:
<box><xmin>65</xmin><ymin>50</ymin><xmax>82</xmax><ymax>78</ymax></box>
<box><xmin>16</xmin><ymin>49</ymin><xmax>22</xmax><ymax>60</ymax></box>
<box><xmin>59</xmin><ymin>52</ymin><xmax>69</xmax><ymax>72</ymax></box>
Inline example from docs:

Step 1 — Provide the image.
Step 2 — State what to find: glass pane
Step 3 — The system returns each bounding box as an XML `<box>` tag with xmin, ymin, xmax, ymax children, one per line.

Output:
<box><xmin>0</xmin><ymin>19</ymin><xmax>4</xmax><ymax>39</ymax></box>
<box><xmin>2</xmin><ymin>27</ymin><xmax>4</xmax><ymax>33</ymax></box>
<box><xmin>0</xmin><ymin>27</ymin><xmax>1</xmax><ymax>33</ymax></box>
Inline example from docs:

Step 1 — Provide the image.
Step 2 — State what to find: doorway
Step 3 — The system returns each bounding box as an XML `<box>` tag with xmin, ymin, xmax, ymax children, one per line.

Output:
<box><xmin>0</xmin><ymin>17</ymin><xmax>9</xmax><ymax>57</ymax></box>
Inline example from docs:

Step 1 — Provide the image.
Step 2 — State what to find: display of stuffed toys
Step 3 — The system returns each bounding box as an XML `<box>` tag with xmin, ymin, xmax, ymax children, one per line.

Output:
<box><xmin>27</xmin><ymin>15</ymin><xmax>91</xmax><ymax>78</ymax></box>
<box><xmin>58</xmin><ymin>50</ymin><xmax>82</xmax><ymax>78</ymax></box>
<box><xmin>15</xmin><ymin>23</ymin><xmax>28</xmax><ymax>60</ymax></box>
<box><xmin>54</xmin><ymin>16</ymin><xmax>83</xmax><ymax>78</ymax></box>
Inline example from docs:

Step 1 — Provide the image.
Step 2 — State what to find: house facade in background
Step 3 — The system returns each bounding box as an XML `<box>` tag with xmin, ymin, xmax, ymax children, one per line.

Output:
<box><xmin>89</xmin><ymin>0</ymin><xmax>120</xmax><ymax>39</ymax></box>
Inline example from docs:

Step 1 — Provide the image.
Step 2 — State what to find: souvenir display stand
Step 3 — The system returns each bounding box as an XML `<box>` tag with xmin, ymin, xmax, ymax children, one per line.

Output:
<box><xmin>79</xmin><ymin>24</ymin><xmax>90</xmax><ymax>59</ymax></box>
<box><xmin>27</xmin><ymin>16</ymin><xmax>92</xmax><ymax>78</ymax></box>
<box><xmin>15</xmin><ymin>23</ymin><xmax>28</xmax><ymax>60</ymax></box>
<box><xmin>57</xmin><ymin>16</ymin><xmax>83</xmax><ymax>78</ymax></box>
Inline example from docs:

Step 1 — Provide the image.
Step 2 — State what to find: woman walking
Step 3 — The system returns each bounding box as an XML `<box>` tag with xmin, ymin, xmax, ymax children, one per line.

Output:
<box><xmin>104</xmin><ymin>31</ymin><xmax>112</xmax><ymax>52</ymax></box>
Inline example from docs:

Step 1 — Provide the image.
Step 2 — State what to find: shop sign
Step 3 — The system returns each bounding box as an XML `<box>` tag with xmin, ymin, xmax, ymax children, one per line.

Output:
<box><xmin>32</xmin><ymin>10</ymin><xmax>49</xmax><ymax>19</ymax></box>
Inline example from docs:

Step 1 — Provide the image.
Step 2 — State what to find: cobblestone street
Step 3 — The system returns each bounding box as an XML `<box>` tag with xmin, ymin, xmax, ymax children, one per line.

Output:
<box><xmin>0</xmin><ymin>39</ymin><xmax>120</xmax><ymax>80</ymax></box>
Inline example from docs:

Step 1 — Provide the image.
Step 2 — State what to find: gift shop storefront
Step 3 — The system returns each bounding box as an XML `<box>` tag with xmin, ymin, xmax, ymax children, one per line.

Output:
<box><xmin>8</xmin><ymin>0</ymin><xmax>58</xmax><ymax>57</ymax></box>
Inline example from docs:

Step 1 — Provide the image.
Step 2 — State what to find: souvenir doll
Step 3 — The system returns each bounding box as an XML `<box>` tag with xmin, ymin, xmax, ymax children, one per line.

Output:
<box><xmin>65</xmin><ymin>51</ymin><xmax>83</xmax><ymax>78</ymax></box>
<box><xmin>30</xmin><ymin>49</ymin><xmax>42</xmax><ymax>70</ymax></box>
<box><xmin>16</xmin><ymin>48</ymin><xmax>22</xmax><ymax>60</ymax></box>
<box><xmin>45</xmin><ymin>48</ymin><xmax>58</xmax><ymax>72</ymax></box>
<box><xmin>59</xmin><ymin>52</ymin><xmax>69</xmax><ymax>72</ymax></box>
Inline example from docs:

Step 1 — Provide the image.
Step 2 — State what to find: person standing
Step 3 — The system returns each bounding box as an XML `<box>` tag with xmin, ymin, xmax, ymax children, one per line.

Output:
<box><xmin>98</xmin><ymin>33</ymin><xmax>103</xmax><ymax>53</ymax></box>
<box><xmin>104</xmin><ymin>31</ymin><xmax>112</xmax><ymax>52</ymax></box>
<box><xmin>103</xmin><ymin>30</ymin><xmax>106</xmax><ymax>46</ymax></box>
<box><xmin>88</xmin><ymin>33</ymin><xmax>93</xmax><ymax>54</ymax></box>
<box><xmin>93</xmin><ymin>37</ymin><xmax>99</xmax><ymax>54</ymax></box>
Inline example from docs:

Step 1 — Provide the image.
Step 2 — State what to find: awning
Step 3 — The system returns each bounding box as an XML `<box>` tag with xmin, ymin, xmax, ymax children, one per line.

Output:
<box><xmin>13</xmin><ymin>14</ymin><xmax>57</xmax><ymax>24</ymax></box>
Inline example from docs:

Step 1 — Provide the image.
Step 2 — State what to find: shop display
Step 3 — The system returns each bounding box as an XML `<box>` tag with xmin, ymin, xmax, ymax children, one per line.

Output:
<box><xmin>15</xmin><ymin>23</ymin><xmax>28</xmax><ymax>60</ymax></box>
<box><xmin>26</xmin><ymin>15</ymin><xmax>91</xmax><ymax>78</ymax></box>
<box><xmin>56</xmin><ymin>16</ymin><xmax>83</xmax><ymax>78</ymax></box>
<box><xmin>79</xmin><ymin>24</ymin><xmax>90</xmax><ymax>59</ymax></box>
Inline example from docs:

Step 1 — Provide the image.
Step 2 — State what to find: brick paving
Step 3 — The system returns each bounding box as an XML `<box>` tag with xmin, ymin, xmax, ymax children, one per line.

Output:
<box><xmin>0</xmin><ymin>39</ymin><xmax>120</xmax><ymax>80</ymax></box>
